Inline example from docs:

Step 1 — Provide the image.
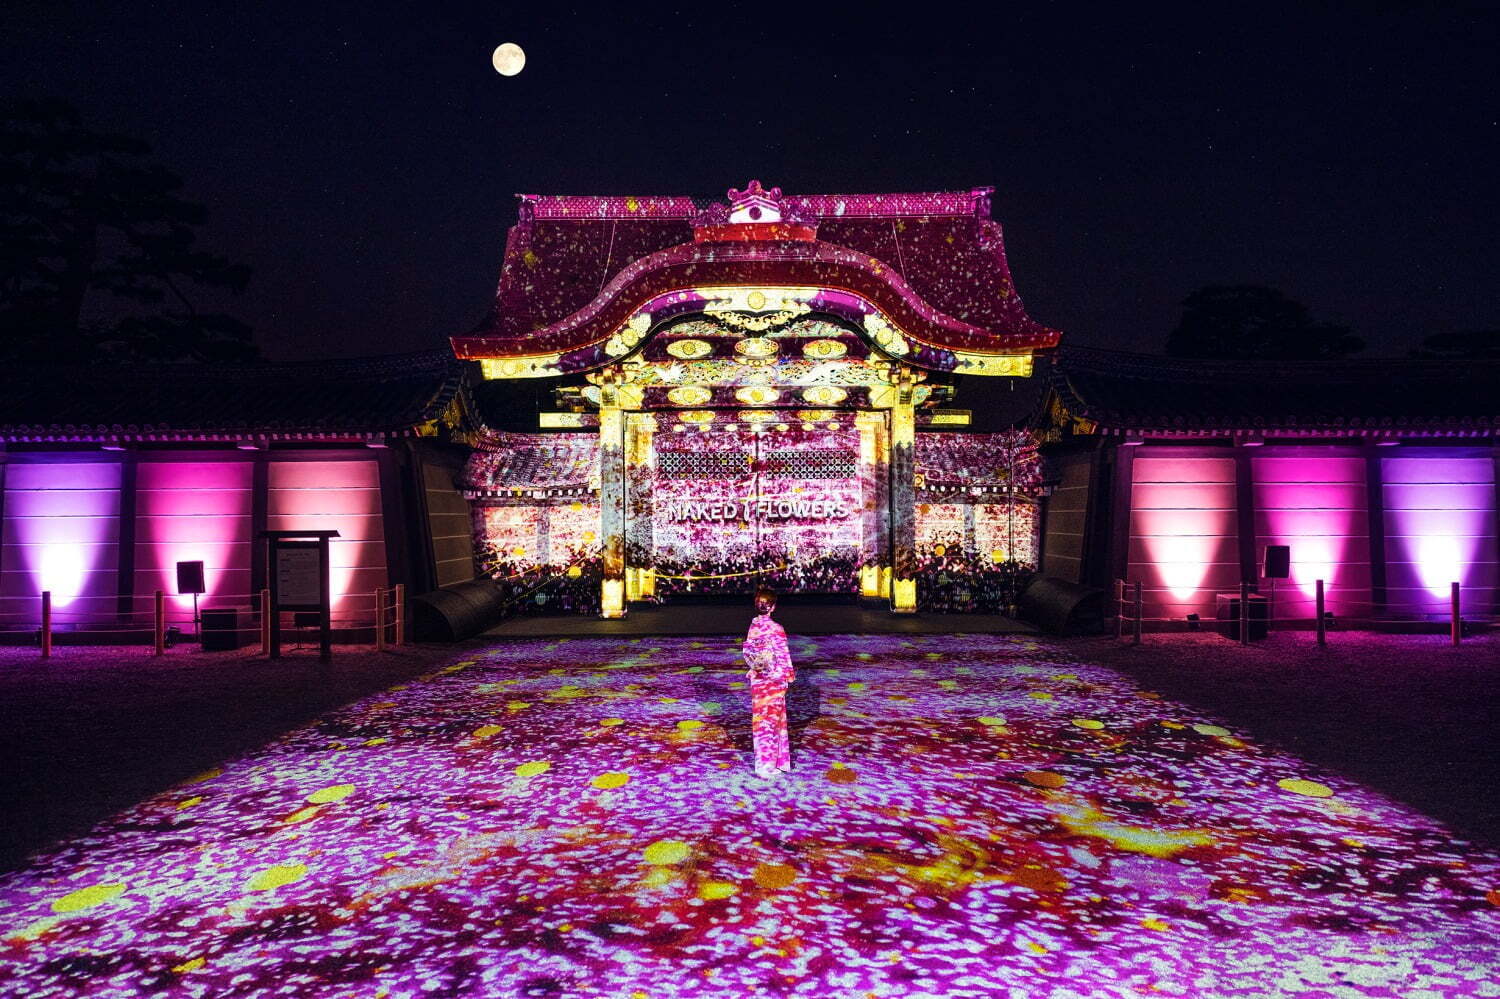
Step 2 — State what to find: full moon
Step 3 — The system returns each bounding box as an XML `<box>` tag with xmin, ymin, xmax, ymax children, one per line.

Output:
<box><xmin>491</xmin><ymin>42</ymin><xmax>525</xmax><ymax>77</ymax></box>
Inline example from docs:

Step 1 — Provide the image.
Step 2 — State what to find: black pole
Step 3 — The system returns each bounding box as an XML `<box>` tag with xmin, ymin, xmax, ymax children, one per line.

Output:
<box><xmin>268</xmin><ymin>537</ymin><xmax>281</xmax><ymax>659</ymax></box>
<box><xmin>319</xmin><ymin>537</ymin><xmax>332</xmax><ymax>663</ymax></box>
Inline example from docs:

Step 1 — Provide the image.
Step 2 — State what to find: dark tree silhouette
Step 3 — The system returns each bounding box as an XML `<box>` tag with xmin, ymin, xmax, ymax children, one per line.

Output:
<box><xmin>1164</xmin><ymin>285</ymin><xmax>1363</xmax><ymax>360</ymax></box>
<box><xmin>0</xmin><ymin>99</ymin><xmax>256</xmax><ymax>363</ymax></box>
<box><xmin>1408</xmin><ymin>330</ymin><xmax>1500</xmax><ymax>360</ymax></box>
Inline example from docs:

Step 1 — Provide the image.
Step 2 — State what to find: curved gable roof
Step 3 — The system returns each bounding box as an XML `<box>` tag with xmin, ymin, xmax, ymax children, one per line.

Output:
<box><xmin>453</xmin><ymin>186</ymin><xmax>1059</xmax><ymax>372</ymax></box>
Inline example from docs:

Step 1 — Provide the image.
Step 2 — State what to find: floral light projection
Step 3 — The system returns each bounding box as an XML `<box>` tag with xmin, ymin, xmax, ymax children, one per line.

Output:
<box><xmin>1</xmin><ymin>635</ymin><xmax>1495</xmax><ymax>998</ymax></box>
<box><xmin>471</xmin><ymin>429</ymin><xmax>1043</xmax><ymax>609</ymax></box>
<box><xmin>453</xmin><ymin>187</ymin><xmax>1060</xmax><ymax>365</ymax></box>
<box><xmin>650</xmin><ymin>427</ymin><xmax>863</xmax><ymax>595</ymax></box>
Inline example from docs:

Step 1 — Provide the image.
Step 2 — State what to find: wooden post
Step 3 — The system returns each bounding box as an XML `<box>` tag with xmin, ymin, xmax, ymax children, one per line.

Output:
<box><xmin>374</xmin><ymin>587</ymin><xmax>386</xmax><ymax>651</ymax></box>
<box><xmin>394</xmin><ymin>583</ymin><xmax>406</xmax><ymax>645</ymax></box>
<box><xmin>1131</xmin><ymin>580</ymin><xmax>1143</xmax><ymax>645</ymax></box>
<box><xmin>1451</xmin><ymin>581</ymin><xmax>1461</xmax><ymax>646</ymax></box>
<box><xmin>1239</xmin><ymin>581</ymin><xmax>1250</xmax><ymax>647</ymax></box>
<box><xmin>260</xmin><ymin>588</ymin><xmax>271</xmax><ymax>655</ymax></box>
<box><xmin>154</xmin><ymin>590</ymin><xmax>166</xmax><ymax>656</ymax></box>
<box><xmin>1315</xmin><ymin>579</ymin><xmax>1326</xmax><ymax>647</ymax></box>
<box><xmin>40</xmin><ymin>591</ymin><xmax>52</xmax><ymax>659</ymax></box>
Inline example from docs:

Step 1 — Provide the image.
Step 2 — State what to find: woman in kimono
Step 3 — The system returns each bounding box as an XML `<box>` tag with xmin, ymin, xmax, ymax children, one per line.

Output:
<box><xmin>744</xmin><ymin>587</ymin><xmax>794</xmax><ymax>778</ymax></box>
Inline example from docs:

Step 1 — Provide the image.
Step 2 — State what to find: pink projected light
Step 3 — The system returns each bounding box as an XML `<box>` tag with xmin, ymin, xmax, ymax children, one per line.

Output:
<box><xmin>1414</xmin><ymin>534</ymin><xmax>1467</xmax><ymax>597</ymax></box>
<box><xmin>1289</xmin><ymin>535</ymin><xmax>1344</xmax><ymax>599</ymax></box>
<box><xmin>268</xmin><ymin>461</ymin><xmax>386</xmax><ymax>616</ymax></box>
<box><xmin>1252</xmin><ymin>457</ymin><xmax>1368</xmax><ymax>618</ymax></box>
<box><xmin>37</xmin><ymin>545</ymin><xmax>90</xmax><ymax>608</ymax></box>
<box><xmin>1130</xmin><ymin>458</ymin><xmax>1239</xmax><ymax>618</ymax></box>
<box><xmin>1152</xmin><ymin>536</ymin><xmax>1216</xmax><ymax>601</ymax></box>
<box><xmin>138</xmin><ymin>463</ymin><xmax>252</xmax><ymax>612</ymax></box>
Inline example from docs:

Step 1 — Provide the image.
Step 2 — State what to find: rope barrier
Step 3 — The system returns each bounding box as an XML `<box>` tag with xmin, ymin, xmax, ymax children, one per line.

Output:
<box><xmin>11</xmin><ymin>581</ymin><xmax>412</xmax><ymax>657</ymax></box>
<box><xmin>1110</xmin><ymin>577</ymin><xmax>1487</xmax><ymax>644</ymax></box>
<box><xmin>652</xmin><ymin>563</ymin><xmax>789</xmax><ymax>582</ymax></box>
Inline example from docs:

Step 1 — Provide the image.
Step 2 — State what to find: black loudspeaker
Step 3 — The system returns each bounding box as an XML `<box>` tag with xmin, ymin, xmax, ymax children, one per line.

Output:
<box><xmin>1216</xmin><ymin>592</ymin><xmax>1269</xmax><ymax>641</ymax></box>
<box><xmin>1016</xmin><ymin>576</ymin><xmax>1106</xmax><ymax>636</ymax></box>
<box><xmin>176</xmin><ymin>560</ymin><xmax>206</xmax><ymax>595</ymax></box>
<box><xmin>1263</xmin><ymin>545</ymin><xmax>1291</xmax><ymax>580</ymax></box>
<box><xmin>200</xmin><ymin>607</ymin><xmax>239</xmax><ymax>651</ymax></box>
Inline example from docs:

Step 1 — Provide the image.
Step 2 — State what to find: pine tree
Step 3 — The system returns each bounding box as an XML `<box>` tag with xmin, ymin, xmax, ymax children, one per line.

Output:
<box><xmin>0</xmin><ymin>98</ymin><xmax>255</xmax><ymax>363</ymax></box>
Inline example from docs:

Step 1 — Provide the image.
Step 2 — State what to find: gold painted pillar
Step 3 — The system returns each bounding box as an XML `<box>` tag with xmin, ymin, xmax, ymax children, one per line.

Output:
<box><xmin>889</xmin><ymin>372</ymin><xmax>918</xmax><ymax>614</ymax></box>
<box><xmin>597</xmin><ymin>382</ymin><xmax>627</xmax><ymax>619</ymax></box>
<box><xmin>624</xmin><ymin>412</ymin><xmax>655</xmax><ymax>603</ymax></box>
<box><xmin>857</xmin><ymin>411</ymin><xmax>888</xmax><ymax>598</ymax></box>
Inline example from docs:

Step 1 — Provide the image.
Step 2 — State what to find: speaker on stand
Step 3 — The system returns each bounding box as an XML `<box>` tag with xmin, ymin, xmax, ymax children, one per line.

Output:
<box><xmin>1262</xmin><ymin>545</ymin><xmax>1290</xmax><ymax>632</ymax></box>
<box><xmin>176</xmin><ymin>560</ymin><xmax>206</xmax><ymax>637</ymax></box>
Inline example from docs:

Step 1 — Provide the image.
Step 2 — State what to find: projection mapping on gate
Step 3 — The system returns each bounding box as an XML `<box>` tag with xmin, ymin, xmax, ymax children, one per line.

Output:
<box><xmin>454</xmin><ymin>182</ymin><xmax>1059</xmax><ymax>615</ymax></box>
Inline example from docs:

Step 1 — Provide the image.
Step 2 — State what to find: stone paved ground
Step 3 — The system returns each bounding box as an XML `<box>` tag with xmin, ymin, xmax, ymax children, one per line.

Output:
<box><xmin>0</xmin><ymin>633</ymin><xmax>1497</xmax><ymax>998</ymax></box>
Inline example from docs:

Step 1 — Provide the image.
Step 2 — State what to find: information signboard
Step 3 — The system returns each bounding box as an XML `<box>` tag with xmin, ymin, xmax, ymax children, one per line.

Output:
<box><xmin>261</xmin><ymin>530</ymin><xmax>338</xmax><ymax>662</ymax></box>
<box><xmin>275</xmin><ymin>547</ymin><xmax>322</xmax><ymax>608</ymax></box>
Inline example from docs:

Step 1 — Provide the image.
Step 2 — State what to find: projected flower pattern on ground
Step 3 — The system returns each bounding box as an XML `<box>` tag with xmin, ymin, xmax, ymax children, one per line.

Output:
<box><xmin>2</xmin><ymin>636</ymin><xmax>1496</xmax><ymax>997</ymax></box>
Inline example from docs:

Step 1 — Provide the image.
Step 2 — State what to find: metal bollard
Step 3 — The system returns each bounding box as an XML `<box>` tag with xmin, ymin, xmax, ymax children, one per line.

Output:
<box><xmin>1315</xmin><ymin>579</ymin><xmax>1326</xmax><ymax>647</ymax></box>
<box><xmin>1239</xmin><ymin>581</ymin><xmax>1250</xmax><ymax>647</ymax></box>
<box><xmin>394</xmin><ymin>583</ymin><xmax>406</xmax><ymax>645</ymax></box>
<box><xmin>154</xmin><ymin>590</ymin><xmax>166</xmax><ymax>656</ymax></box>
<box><xmin>260</xmin><ymin>588</ymin><xmax>272</xmax><ymax>655</ymax></box>
<box><xmin>1451</xmin><ymin>581</ymin><xmax>1461</xmax><ymax>646</ymax></box>
<box><xmin>41</xmin><ymin>591</ymin><xmax>52</xmax><ymax>659</ymax></box>
<box><xmin>374</xmin><ymin>588</ymin><xmax>386</xmax><ymax>651</ymax></box>
<box><xmin>1132</xmin><ymin>580</ymin><xmax>1143</xmax><ymax>645</ymax></box>
<box><xmin>1115</xmin><ymin>579</ymin><xmax>1126</xmax><ymax>641</ymax></box>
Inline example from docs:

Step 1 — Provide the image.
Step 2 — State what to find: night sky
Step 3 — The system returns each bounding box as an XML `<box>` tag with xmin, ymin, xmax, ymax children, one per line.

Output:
<box><xmin>7</xmin><ymin>2</ymin><xmax>1497</xmax><ymax>361</ymax></box>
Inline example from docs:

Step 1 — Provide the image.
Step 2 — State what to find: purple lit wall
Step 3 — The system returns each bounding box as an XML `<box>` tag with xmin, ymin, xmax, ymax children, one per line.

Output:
<box><xmin>267</xmin><ymin>461</ymin><xmax>387</xmax><ymax>621</ymax></box>
<box><xmin>134</xmin><ymin>462</ymin><xmax>253</xmax><ymax>615</ymax></box>
<box><xmin>1127</xmin><ymin>453</ymin><xmax>1239</xmax><ymax>621</ymax></box>
<box><xmin>0</xmin><ymin>462</ymin><xmax>121</xmax><ymax>620</ymax></box>
<box><xmin>1382</xmin><ymin>452</ymin><xmax>1498</xmax><ymax>616</ymax></box>
<box><xmin>1252</xmin><ymin>453</ymin><xmax>1371</xmax><ymax>622</ymax></box>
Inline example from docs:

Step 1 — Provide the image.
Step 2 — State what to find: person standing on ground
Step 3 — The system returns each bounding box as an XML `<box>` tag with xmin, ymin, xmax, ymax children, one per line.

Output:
<box><xmin>744</xmin><ymin>587</ymin><xmax>794</xmax><ymax>778</ymax></box>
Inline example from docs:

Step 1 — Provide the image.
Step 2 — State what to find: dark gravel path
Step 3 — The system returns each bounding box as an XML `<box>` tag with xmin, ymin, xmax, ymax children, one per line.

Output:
<box><xmin>1073</xmin><ymin>630</ymin><xmax>1500</xmax><ymax>845</ymax></box>
<box><xmin>0</xmin><ymin>643</ymin><xmax>461</xmax><ymax>871</ymax></box>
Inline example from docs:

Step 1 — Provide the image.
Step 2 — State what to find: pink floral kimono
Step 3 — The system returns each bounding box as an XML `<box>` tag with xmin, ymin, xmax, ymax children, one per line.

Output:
<box><xmin>744</xmin><ymin>613</ymin><xmax>794</xmax><ymax>777</ymax></box>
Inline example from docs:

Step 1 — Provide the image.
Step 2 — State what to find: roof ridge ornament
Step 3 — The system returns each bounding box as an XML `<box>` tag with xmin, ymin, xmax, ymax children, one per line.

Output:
<box><xmin>692</xmin><ymin>180</ymin><xmax>818</xmax><ymax>229</ymax></box>
<box><xmin>727</xmin><ymin>180</ymin><xmax>781</xmax><ymax>223</ymax></box>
